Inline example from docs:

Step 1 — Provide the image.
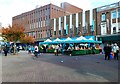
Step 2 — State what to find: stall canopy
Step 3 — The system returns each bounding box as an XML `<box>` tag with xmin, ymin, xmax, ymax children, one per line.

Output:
<box><xmin>88</xmin><ymin>37</ymin><xmax>94</xmax><ymax>40</ymax></box>
<box><xmin>44</xmin><ymin>39</ymin><xmax>52</xmax><ymax>42</ymax></box>
<box><xmin>39</xmin><ymin>36</ymin><xmax>102</xmax><ymax>45</ymax></box>
<box><xmin>64</xmin><ymin>37</ymin><xmax>74</xmax><ymax>43</ymax></box>
<box><xmin>76</xmin><ymin>36</ymin><xmax>87</xmax><ymax>40</ymax></box>
<box><xmin>53</xmin><ymin>38</ymin><xmax>62</xmax><ymax>43</ymax></box>
<box><xmin>40</xmin><ymin>39</ymin><xmax>52</xmax><ymax>44</ymax></box>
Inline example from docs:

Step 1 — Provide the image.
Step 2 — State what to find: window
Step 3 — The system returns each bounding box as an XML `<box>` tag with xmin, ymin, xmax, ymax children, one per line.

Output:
<box><xmin>64</xmin><ymin>30</ymin><xmax>66</xmax><ymax>36</ymax></box>
<box><xmin>113</xmin><ymin>27</ymin><xmax>116</xmax><ymax>34</ymax></box>
<box><xmin>59</xmin><ymin>30</ymin><xmax>61</xmax><ymax>36</ymax></box>
<box><xmin>118</xmin><ymin>9</ymin><xmax>120</xmax><ymax>18</ymax></box>
<box><xmin>111</xmin><ymin>11</ymin><xmax>116</xmax><ymax>19</ymax></box>
<box><xmin>41</xmin><ymin>34</ymin><xmax>42</xmax><ymax>38</ymax></box>
<box><xmin>101</xmin><ymin>13</ymin><xmax>106</xmax><ymax>21</ymax></box>
<box><xmin>54</xmin><ymin>31</ymin><xmax>56</xmax><ymax>35</ymax></box>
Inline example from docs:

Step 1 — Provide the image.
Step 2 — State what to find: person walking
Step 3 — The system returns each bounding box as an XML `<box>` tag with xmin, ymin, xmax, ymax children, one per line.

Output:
<box><xmin>3</xmin><ymin>45</ymin><xmax>8</xmax><ymax>56</ymax></box>
<box><xmin>92</xmin><ymin>44</ymin><xmax>96</xmax><ymax>54</ymax></box>
<box><xmin>112</xmin><ymin>43</ymin><xmax>119</xmax><ymax>60</ymax></box>
<box><xmin>55</xmin><ymin>45</ymin><xmax>59</xmax><ymax>56</ymax></box>
<box><xmin>34</xmin><ymin>45</ymin><xmax>39</xmax><ymax>58</ymax></box>
<box><xmin>104</xmin><ymin>44</ymin><xmax>111</xmax><ymax>60</ymax></box>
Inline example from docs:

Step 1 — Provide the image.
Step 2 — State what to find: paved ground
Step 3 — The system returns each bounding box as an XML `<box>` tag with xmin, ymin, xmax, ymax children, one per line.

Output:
<box><xmin>1</xmin><ymin>51</ymin><xmax>119</xmax><ymax>82</ymax></box>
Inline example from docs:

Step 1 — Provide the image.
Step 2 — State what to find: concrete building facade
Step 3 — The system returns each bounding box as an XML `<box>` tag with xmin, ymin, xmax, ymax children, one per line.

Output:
<box><xmin>51</xmin><ymin>12</ymin><xmax>83</xmax><ymax>38</ymax></box>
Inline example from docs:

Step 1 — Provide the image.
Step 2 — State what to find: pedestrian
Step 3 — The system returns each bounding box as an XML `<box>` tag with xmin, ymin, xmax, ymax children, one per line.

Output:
<box><xmin>28</xmin><ymin>46</ymin><xmax>31</xmax><ymax>54</ymax></box>
<box><xmin>17</xmin><ymin>46</ymin><xmax>20</xmax><ymax>52</ymax></box>
<box><xmin>112</xmin><ymin>43</ymin><xmax>119</xmax><ymax>60</ymax></box>
<box><xmin>34</xmin><ymin>45</ymin><xmax>39</xmax><ymax>58</ymax></box>
<box><xmin>55</xmin><ymin>45</ymin><xmax>59</xmax><ymax>56</ymax></box>
<box><xmin>104</xmin><ymin>44</ymin><xmax>111</xmax><ymax>60</ymax></box>
<box><xmin>3</xmin><ymin>45</ymin><xmax>8</xmax><ymax>56</ymax></box>
<box><xmin>31</xmin><ymin>46</ymin><xmax>34</xmax><ymax>53</ymax></box>
<box><xmin>42</xmin><ymin>45</ymin><xmax>46</xmax><ymax>53</ymax></box>
<box><xmin>92</xmin><ymin>44</ymin><xmax>96</xmax><ymax>54</ymax></box>
<box><xmin>67</xmin><ymin>46</ymin><xmax>72</xmax><ymax>56</ymax></box>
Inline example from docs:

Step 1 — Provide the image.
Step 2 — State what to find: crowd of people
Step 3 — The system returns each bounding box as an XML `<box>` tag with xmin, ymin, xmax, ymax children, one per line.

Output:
<box><xmin>1</xmin><ymin>43</ymin><xmax>21</xmax><ymax>56</ymax></box>
<box><xmin>0</xmin><ymin>42</ymin><xmax>119</xmax><ymax>60</ymax></box>
<box><xmin>104</xmin><ymin>43</ymin><xmax>119</xmax><ymax>60</ymax></box>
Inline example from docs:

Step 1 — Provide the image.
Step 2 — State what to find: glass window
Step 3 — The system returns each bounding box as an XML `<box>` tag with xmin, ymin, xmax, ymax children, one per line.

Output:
<box><xmin>118</xmin><ymin>9</ymin><xmax>120</xmax><ymax>18</ymax></box>
<box><xmin>59</xmin><ymin>30</ymin><xmax>61</xmax><ymax>36</ymax></box>
<box><xmin>54</xmin><ymin>31</ymin><xmax>56</xmax><ymax>35</ymax></box>
<box><xmin>113</xmin><ymin>27</ymin><xmax>116</xmax><ymax>34</ymax></box>
<box><xmin>111</xmin><ymin>11</ymin><xmax>116</xmax><ymax>19</ymax></box>
<box><xmin>101</xmin><ymin>14</ymin><xmax>106</xmax><ymax>21</ymax></box>
<box><xmin>64</xmin><ymin>30</ymin><xmax>66</xmax><ymax>36</ymax></box>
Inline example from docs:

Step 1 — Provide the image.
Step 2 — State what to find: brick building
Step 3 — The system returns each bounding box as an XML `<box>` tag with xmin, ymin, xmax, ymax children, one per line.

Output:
<box><xmin>12</xmin><ymin>1</ymin><xmax>120</xmax><ymax>45</ymax></box>
<box><xmin>51</xmin><ymin>1</ymin><xmax>120</xmax><ymax>45</ymax></box>
<box><xmin>12</xmin><ymin>2</ymin><xmax>83</xmax><ymax>42</ymax></box>
<box><xmin>93</xmin><ymin>1</ymin><xmax>120</xmax><ymax>45</ymax></box>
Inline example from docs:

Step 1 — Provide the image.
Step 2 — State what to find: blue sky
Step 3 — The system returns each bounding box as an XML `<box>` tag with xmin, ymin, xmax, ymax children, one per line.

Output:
<box><xmin>0</xmin><ymin>0</ymin><xmax>119</xmax><ymax>27</ymax></box>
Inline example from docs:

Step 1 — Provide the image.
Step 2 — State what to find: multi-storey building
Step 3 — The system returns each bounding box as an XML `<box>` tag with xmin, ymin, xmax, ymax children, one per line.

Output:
<box><xmin>93</xmin><ymin>1</ymin><xmax>120</xmax><ymax>44</ymax></box>
<box><xmin>51</xmin><ymin>9</ymin><xmax>96</xmax><ymax>38</ymax></box>
<box><xmin>51</xmin><ymin>1</ymin><xmax>120</xmax><ymax>45</ymax></box>
<box><xmin>12</xmin><ymin>2</ymin><xmax>83</xmax><ymax>42</ymax></box>
<box><xmin>51</xmin><ymin>12</ymin><xmax>84</xmax><ymax>38</ymax></box>
<box><xmin>12</xmin><ymin>1</ymin><xmax>120</xmax><ymax>45</ymax></box>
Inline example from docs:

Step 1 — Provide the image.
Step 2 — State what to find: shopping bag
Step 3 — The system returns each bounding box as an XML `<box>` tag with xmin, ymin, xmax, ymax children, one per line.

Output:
<box><xmin>110</xmin><ymin>53</ymin><xmax>114</xmax><ymax>59</ymax></box>
<box><xmin>111</xmin><ymin>52</ymin><xmax>114</xmax><ymax>57</ymax></box>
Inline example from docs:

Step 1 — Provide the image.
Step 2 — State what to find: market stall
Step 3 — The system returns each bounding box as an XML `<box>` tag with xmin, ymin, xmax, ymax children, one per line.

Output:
<box><xmin>39</xmin><ymin>36</ymin><xmax>102</xmax><ymax>55</ymax></box>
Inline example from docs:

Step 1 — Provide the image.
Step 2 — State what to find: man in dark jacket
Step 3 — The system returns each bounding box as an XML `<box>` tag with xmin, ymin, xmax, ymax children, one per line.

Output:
<box><xmin>104</xmin><ymin>44</ymin><xmax>111</xmax><ymax>60</ymax></box>
<box><xmin>3</xmin><ymin>45</ymin><xmax>8</xmax><ymax>56</ymax></box>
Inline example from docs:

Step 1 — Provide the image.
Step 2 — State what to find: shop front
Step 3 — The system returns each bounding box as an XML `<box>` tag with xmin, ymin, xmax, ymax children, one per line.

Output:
<box><xmin>97</xmin><ymin>34</ymin><xmax>120</xmax><ymax>46</ymax></box>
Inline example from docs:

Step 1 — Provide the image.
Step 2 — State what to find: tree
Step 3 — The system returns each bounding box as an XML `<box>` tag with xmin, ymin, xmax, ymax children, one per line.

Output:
<box><xmin>2</xmin><ymin>25</ymin><xmax>25</xmax><ymax>54</ymax></box>
<box><xmin>2</xmin><ymin>25</ymin><xmax>35</xmax><ymax>54</ymax></box>
<box><xmin>2</xmin><ymin>25</ymin><xmax>25</xmax><ymax>42</ymax></box>
<box><xmin>20</xmin><ymin>34</ymin><xmax>35</xmax><ymax>44</ymax></box>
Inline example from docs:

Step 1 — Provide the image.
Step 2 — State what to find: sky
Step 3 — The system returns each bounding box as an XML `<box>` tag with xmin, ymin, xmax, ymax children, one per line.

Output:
<box><xmin>0</xmin><ymin>0</ymin><xmax>119</xmax><ymax>27</ymax></box>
